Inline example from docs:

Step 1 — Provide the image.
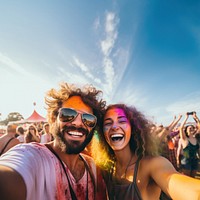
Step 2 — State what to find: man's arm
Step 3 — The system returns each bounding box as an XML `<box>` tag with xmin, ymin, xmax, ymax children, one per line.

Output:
<box><xmin>0</xmin><ymin>165</ymin><xmax>26</xmax><ymax>200</ymax></box>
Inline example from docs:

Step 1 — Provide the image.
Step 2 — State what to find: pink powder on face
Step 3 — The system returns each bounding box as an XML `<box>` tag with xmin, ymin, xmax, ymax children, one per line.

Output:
<box><xmin>104</xmin><ymin>108</ymin><xmax>129</xmax><ymax>131</ymax></box>
<box><xmin>114</xmin><ymin>108</ymin><xmax>126</xmax><ymax>116</ymax></box>
<box><xmin>105</xmin><ymin>108</ymin><xmax>127</xmax><ymax>120</ymax></box>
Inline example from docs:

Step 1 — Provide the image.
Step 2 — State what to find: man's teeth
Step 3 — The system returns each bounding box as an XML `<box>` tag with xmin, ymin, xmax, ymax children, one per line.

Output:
<box><xmin>68</xmin><ymin>131</ymin><xmax>83</xmax><ymax>137</ymax></box>
<box><xmin>111</xmin><ymin>134</ymin><xmax>124</xmax><ymax>141</ymax></box>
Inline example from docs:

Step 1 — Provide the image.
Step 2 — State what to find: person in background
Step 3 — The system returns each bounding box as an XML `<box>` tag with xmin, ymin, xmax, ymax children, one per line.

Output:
<box><xmin>0</xmin><ymin>128</ymin><xmax>6</xmax><ymax>137</ymax></box>
<box><xmin>0</xmin><ymin>124</ymin><xmax>20</xmax><ymax>156</ymax></box>
<box><xmin>0</xmin><ymin>82</ymin><xmax>107</xmax><ymax>200</ymax></box>
<box><xmin>158</xmin><ymin>115</ymin><xmax>182</xmax><ymax>171</ymax></box>
<box><xmin>177</xmin><ymin>112</ymin><xmax>200</xmax><ymax>178</ymax></box>
<box><xmin>16</xmin><ymin>126</ymin><xmax>25</xmax><ymax>143</ymax></box>
<box><xmin>92</xmin><ymin>104</ymin><xmax>200</xmax><ymax>200</ymax></box>
<box><xmin>40</xmin><ymin>123</ymin><xmax>54</xmax><ymax>143</ymax></box>
<box><xmin>24</xmin><ymin>124</ymin><xmax>40</xmax><ymax>143</ymax></box>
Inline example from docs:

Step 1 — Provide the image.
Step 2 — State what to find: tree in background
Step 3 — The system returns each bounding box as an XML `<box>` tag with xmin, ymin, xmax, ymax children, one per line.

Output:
<box><xmin>0</xmin><ymin>112</ymin><xmax>24</xmax><ymax>125</ymax></box>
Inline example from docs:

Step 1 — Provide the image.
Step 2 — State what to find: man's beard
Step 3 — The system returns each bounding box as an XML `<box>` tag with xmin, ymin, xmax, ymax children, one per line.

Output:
<box><xmin>53</xmin><ymin>124</ymin><xmax>94</xmax><ymax>154</ymax></box>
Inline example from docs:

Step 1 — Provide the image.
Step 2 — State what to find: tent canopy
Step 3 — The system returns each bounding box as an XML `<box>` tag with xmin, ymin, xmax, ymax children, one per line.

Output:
<box><xmin>26</xmin><ymin>110</ymin><xmax>46</xmax><ymax>122</ymax></box>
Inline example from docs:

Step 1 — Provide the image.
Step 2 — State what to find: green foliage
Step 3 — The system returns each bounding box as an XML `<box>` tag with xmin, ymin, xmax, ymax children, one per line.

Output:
<box><xmin>0</xmin><ymin>112</ymin><xmax>24</xmax><ymax>125</ymax></box>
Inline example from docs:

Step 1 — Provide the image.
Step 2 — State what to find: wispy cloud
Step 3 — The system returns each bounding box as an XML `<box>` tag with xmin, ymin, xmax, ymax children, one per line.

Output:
<box><xmin>112</xmin><ymin>86</ymin><xmax>147</xmax><ymax>107</ymax></box>
<box><xmin>95</xmin><ymin>11</ymin><xmax>131</xmax><ymax>102</ymax></box>
<box><xmin>57</xmin><ymin>66</ymin><xmax>98</xmax><ymax>86</ymax></box>
<box><xmin>166</xmin><ymin>92</ymin><xmax>200</xmax><ymax>114</ymax></box>
<box><xmin>73</xmin><ymin>56</ymin><xmax>101</xmax><ymax>84</ymax></box>
<box><xmin>100</xmin><ymin>11</ymin><xmax>119</xmax><ymax>95</ymax></box>
<box><xmin>144</xmin><ymin>92</ymin><xmax>200</xmax><ymax>125</ymax></box>
<box><xmin>100</xmin><ymin>12</ymin><xmax>118</xmax><ymax>56</ymax></box>
<box><xmin>0</xmin><ymin>52</ymin><xmax>29</xmax><ymax>76</ymax></box>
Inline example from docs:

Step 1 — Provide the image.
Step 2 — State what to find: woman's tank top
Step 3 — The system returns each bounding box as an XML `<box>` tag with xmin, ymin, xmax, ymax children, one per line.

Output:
<box><xmin>104</xmin><ymin>159</ymin><xmax>142</xmax><ymax>200</ymax></box>
<box><xmin>183</xmin><ymin>141</ymin><xmax>199</xmax><ymax>160</ymax></box>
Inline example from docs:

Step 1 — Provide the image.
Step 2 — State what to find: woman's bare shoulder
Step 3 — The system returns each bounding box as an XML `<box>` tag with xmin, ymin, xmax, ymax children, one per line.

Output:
<box><xmin>140</xmin><ymin>156</ymin><xmax>175</xmax><ymax>173</ymax></box>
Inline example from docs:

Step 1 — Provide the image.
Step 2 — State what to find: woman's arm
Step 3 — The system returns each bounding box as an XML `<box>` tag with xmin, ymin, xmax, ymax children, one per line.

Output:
<box><xmin>193</xmin><ymin>112</ymin><xmax>200</xmax><ymax>133</ymax></box>
<box><xmin>156</xmin><ymin>127</ymin><xmax>169</xmax><ymax>141</ymax></box>
<box><xmin>150</xmin><ymin>156</ymin><xmax>200</xmax><ymax>200</ymax></box>
<box><xmin>157</xmin><ymin>115</ymin><xmax>182</xmax><ymax>142</ymax></box>
<box><xmin>179</xmin><ymin>113</ymin><xmax>189</xmax><ymax>140</ymax></box>
<box><xmin>167</xmin><ymin>114</ymin><xmax>182</xmax><ymax>132</ymax></box>
<box><xmin>176</xmin><ymin>139</ymin><xmax>182</xmax><ymax>168</ymax></box>
<box><xmin>167</xmin><ymin>173</ymin><xmax>200</xmax><ymax>200</ymax></box>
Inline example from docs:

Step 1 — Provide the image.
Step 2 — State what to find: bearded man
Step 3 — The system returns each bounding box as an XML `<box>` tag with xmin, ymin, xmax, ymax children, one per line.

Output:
<box><xmin>0</xmin><ymin>82</ymin><xmax>107</xmax><ymax>200</ymax></box>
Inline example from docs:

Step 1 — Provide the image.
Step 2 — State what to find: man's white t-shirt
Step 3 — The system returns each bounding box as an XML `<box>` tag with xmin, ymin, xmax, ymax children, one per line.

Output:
<box><xmin>0</xmin><ymin>143</ymin><xmax>96</xmax><ymax>200</ymax></box>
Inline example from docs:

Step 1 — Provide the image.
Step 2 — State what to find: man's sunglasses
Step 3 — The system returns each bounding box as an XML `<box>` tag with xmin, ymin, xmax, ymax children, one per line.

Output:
<box><xmin>58</xmin><ymin>108</ymin><xmax>97</xmax><ymax>128</ymax></box>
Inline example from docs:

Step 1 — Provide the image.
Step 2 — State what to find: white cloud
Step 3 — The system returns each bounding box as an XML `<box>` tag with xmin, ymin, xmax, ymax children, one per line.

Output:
<box><xmin>73</xmin><ymin>56</ymin><xmax>88</xmax><ymax>72</ymax></box>
<box><xmin>93</xmin><ymin>11</ymin><xmax>132</xmax><ymax>102</ymax></box>
<box><xmin>99</xmin><ymin>11</ymin><xmax>119</xmax><ymax>97</ymax></box>
<box><xmin>145</xmin><ymin>91</ymin><xmax>200</xmax><ymax>126</ymax></box>
<box><xmin>102</xmin><ymin>57</ymin><xmax>114</xmax><ymax>91</ymax></box>
<box><xmin>0</xmin><ymin>52</ymin><xmax>29</xmax><ymax>76</ymax></box>
<box><xmin>105</xmin><ymin>12</ymin><xmax>118</xmax><ymax>35</ymax></box>
<box><xmin>114</xmin><ymin>86</ymin><xmax>147</xmax><ymax>107</ymax></box>
<box><xmin>166</xmin><ymin>92</ymin><xmax>200</xmax><ymax>114</ymax></box>
<box><xmin>72</xmin><ymin>56</ymin><xmax>102</xmax><ymax>85</ymax></box>
<box><xmin>100</xmin><ymin>12</ymin><xmax>119</xmax><ymax>57</ymax></box>
<box><xmin>57</xmin><ymin>66</ymin><xmax>93</xmax><ymax>85</ymax></box>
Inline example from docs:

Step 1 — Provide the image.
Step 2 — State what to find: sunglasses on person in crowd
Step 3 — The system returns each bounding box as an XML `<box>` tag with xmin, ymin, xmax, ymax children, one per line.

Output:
<box><xmin>58</xmin><ymin>108</ymin><xmax>97</xmax><ymax>128</ymax></box>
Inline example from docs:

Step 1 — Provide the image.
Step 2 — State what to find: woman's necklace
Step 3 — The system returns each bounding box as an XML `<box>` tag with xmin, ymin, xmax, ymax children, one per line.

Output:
<box><xmin>115</xmin><ymin>154</ymin><xmax>137</xmax><ymax>179</ymax></box>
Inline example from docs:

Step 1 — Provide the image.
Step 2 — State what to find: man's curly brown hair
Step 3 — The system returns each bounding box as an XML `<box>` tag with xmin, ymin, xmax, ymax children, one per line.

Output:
<box><xmin>44</xmin><ymin>82</ymin><xmax>106</xmax><ymax>135</ymax></box>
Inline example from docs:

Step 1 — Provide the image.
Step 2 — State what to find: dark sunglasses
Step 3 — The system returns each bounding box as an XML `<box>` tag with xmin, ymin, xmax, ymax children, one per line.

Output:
<box><xmin>58</xmin><ymin>108</ymin><xmax>97</xmax><ymax>128</ymax></box>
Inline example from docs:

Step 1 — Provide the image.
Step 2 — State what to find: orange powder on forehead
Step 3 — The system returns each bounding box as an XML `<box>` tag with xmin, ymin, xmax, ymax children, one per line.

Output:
<box><xmin>62</xmin><ymin>96</ymin><xmax>93</xmax><ymax>114</ymax></box>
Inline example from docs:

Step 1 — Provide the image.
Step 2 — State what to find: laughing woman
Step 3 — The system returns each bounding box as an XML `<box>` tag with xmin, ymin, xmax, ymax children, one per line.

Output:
<box><xmin>91</xmin><ymin>104</ymin><xmax>200</xmax><ymax>200</ymax></box>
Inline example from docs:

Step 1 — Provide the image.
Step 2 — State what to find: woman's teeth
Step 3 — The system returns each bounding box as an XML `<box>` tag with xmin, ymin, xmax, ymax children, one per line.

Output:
<box><xmin>111</xmin><ymin>134</ymin><xmax>124</xmax><ymax>141</ymax></box>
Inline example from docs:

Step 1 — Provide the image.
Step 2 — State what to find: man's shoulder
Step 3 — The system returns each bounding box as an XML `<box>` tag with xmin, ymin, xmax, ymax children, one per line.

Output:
<box><xmin>16</xmin><ymin>142</ymin><xmax>45</xmax><ymax>148</ymax></box>
<box><xmin>3</xmin><ymin>142</ymin><xmax>48</xmax><ymax>155</ymax></box>
<box><xmin>0</xmin><ymin>142</ymin><xmax>55</xmax><ymax>168</ymax></box>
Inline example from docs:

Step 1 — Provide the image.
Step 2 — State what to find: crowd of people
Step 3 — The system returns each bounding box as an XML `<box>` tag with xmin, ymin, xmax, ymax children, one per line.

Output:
<box><xmin>0</xmin><ymin>82</ymin><xmax>199</xmax><ymax>200</ymax></box>
<box><xmin>151</xmin><ymin>112</ymin><xmax>200</xmax><ymax>179</ymax></box>
<box><xmin>0</xmin><ymin>122</ymin><xmax>54</xmax><ymax>156</ymax></box>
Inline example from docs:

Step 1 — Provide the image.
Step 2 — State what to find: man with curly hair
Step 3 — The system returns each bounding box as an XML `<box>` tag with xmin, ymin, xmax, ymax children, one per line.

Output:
<box><xmin>0</xmin><ymin>82</ymin><xmax>107</xmax><ymax>200</ymax></box>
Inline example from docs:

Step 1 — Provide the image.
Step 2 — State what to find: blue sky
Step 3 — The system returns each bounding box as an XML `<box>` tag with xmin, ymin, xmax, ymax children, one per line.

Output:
<box><xmin>0</xmin><ymin>0</ymin><xmax>200</xmax><ymax>125</ymax></box>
